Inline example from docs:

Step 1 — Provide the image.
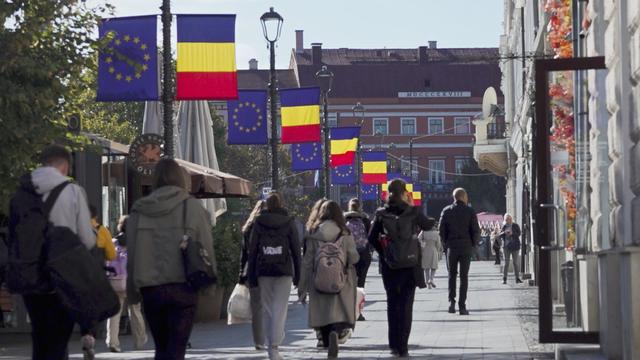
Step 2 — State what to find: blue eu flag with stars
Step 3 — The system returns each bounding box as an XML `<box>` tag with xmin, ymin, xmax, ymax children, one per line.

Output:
<box><xmin>97</xmin><ymin>16</ymin><xmax>159</xmax><ymax>101</ymax></box>
<box><xmin>361</xmin><ymin>184</ymin><xmax>378</xmax><ymax>200</ymax></box>
<box><xmin>227</xmin><ymin>90</ymin><xmax>268</xmax><ymax>144</ymax></box>
<box><xmin>291</xmin><ymin>142</ymin><xmax>322</xmax><ymax>171</ymax></box>
<box><xmin>331</xmin><ymin>165</ymin><xmax>356</xmax><ymax>185</ymax></box>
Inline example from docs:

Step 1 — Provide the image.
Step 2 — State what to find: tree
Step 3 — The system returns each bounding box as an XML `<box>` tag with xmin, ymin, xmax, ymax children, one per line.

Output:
<box><xmin>452</xmin><ymin>160</ymin><xmax>506</xmax><ymax>214</ymax></box>
<box><xmin>0</xmin><ymin>1</ymin><xmax>110</xmax><ymax>212</ymax></box>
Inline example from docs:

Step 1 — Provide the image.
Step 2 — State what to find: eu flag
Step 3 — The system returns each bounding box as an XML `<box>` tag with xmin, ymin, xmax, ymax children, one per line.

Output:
<box><xmin>291</xmin><ymin>142</ymin><xmax>322</xmax><ymax>171</ymax></box>
<box><xmin>361</xmin><ymin>184</ymin><xmax>378</xmax><ymax>200</ymax></box>
<box><xmin>97</xmin><ymin>16</ymin><xmax>159</xmax><ymax>101</ymax></box>
<box><xmin>332</xmin><ymin>165</ymin><xmax>356</xmax><ymax>185</ymax></box>
<box><xmin>227</xmin><ymin>90</ymin><xmax>268</xmax><ymax>144</ymax></box>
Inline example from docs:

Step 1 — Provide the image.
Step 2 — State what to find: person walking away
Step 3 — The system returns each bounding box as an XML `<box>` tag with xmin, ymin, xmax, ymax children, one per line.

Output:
<box><xmin>500</xmin><ymin>214</ymin><xmax>522</xmax><ymax>284</ymax></box>
<box><xmin>8</xmin><ymin>145</ymin><xmax>96</xmax><ymax>360</ymax></box>
<box><xmin>439</xmin><ymin>188</ymin><xmax>481</xmax><ymax>316</ymax></box>
<box><xmin>238</xmin><ymin>200</ymin><xmax>267</xmax><ymax>351</ymax></box>
<box><xmin>126</xmin><ymin>159</ymin><xmax>216</xmax><ymax>360</ymax></box>
<box><xmin>247</xmin><ymin>192</ymin><xmax>301</xmax><ymax>360</ymax></box>
<box><xmin>299</xmin><ymin>201</ymin><xmax>359</xmax><ymax>359</ymax></box>
<box><xmin>343</xmin><ymin>198</ymin><xmax>371</xmax><ymax>321</ymax></box>
<box><xmin>418</xmin><ymin>222</ymin><xmax>441</xmax><ymax>289</ymax></box>
<box><xmin>369</xmin><ymin>179</ymin><xmax>435</xmax><ymax>358</ymax></box>
<box><xmin>491</xmin><ymin>228</ymin><xmax>502</xmax><ymax>265</ymax></box>
<box><xmin>105</xmin><ymin>216</ymin><xmax>148</xmax><ymax>353</ymax></box>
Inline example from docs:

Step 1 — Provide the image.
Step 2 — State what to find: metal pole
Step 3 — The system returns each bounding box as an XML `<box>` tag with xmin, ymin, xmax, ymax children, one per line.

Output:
<box><xmin>409</xmin><ymin>139</ymin><xmax>413</xmax><ymax>180</ymax></box>
<box><xmin>161</xmin><ymin>0</ymin><xmax>173</xmax><ymax>158</ymax></box>
<box><xmin>269</xmin><ymin>40</ymin><xmax>279</xmax><ymax>190</ymax></box>
<box><xmin>355</xmin><ymin>143</ymin><xmax>361</xmax><ymax>202</ymax></box>
<box><xmin>322</xmin><ymin>93</ymin><xmax>330</xmax><ymax>198</ymax></box>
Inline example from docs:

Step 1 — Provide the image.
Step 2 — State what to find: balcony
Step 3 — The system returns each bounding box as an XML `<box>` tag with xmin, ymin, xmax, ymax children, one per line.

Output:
<box><xmin>473</xmin><ymin>118</ymin><xmax>508</xmax><ymax>177</ymax></box>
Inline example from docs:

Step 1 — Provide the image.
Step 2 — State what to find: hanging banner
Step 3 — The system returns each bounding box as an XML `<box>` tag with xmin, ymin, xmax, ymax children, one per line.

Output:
<box><xmin>291</xmin><ymin>142</ymin><xmax>322</xmax><ymax>171</ymax></box>
<box><xmin>227</xmin><ymin>90</ymin><xmax>268</xmax><ymax>144</ymax></box>
<box><xmin>330</xmin><ymin>127</ymin><xmax>360</xmax><ymax>167</ymax></box>
<box><xmin>279</xmin><ymin>87</ymin><xmax>321</xmax><ymax>143</ymax></box>
<box><xmin>331</xmin><ymin>165</ymin><xmax>356</xmax><ymax>185</ymax></box>
<box><xmin>361</xmin><ymin>151</ymin><xmax>387</xmax><ymax>184</ymax></box>
<box><xmin>361</xmin><ymin>184</ymin><xmax>378</xmax><ymax>201</ymax></box>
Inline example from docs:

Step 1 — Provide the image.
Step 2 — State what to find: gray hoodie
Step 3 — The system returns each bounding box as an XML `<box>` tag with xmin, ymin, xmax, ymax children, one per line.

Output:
<box><xmin>31</xmin><ymin>166</ymin><xmax>95</xmax><ymax>249</ymax></box>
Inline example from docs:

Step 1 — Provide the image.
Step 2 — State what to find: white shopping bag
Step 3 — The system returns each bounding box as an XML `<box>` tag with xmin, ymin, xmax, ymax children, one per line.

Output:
<box><xmin>356</xmin><ymin>287</ymin><xmax>366</xmax><ymax>319</ymax></box>
<box><xmin>227</xmin><ymin>284</ymin><xmax>251</xmax><ymax>325</ymax></box>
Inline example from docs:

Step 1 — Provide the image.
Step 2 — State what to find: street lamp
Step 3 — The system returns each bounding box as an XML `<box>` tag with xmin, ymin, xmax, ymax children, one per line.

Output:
<box><xmin>260</xmin><ymin>7</ymin><xmax>283</xmax><ymax>190</ymax></box>
<box><xmin>352</xmin><ymin>102</ymin><xmax>365</xmax><ymax>201</ymax></box>
<box><xmin>316</xmin><ymin>65</ymin><xmax>334</xmax><ymax>198</ymax></box>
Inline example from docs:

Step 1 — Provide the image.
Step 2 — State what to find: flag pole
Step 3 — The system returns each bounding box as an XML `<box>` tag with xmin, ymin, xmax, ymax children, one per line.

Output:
<box><xmin>161</xmin><ymin>0</ymin><xmax>174</xmax><ymax>158</ymax></box>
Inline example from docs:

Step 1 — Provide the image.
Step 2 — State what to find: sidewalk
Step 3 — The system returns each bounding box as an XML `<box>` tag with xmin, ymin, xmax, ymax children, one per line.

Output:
<box><xmin>0</xmin><ymin>260</ymin><xmax>553</xmax><ymax>359</ymax></box>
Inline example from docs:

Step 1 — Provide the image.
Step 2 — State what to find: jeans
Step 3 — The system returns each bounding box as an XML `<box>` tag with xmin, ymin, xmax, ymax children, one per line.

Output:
<box><xmin>447</xmin><ymin>248</ymin><xmax>472</xmax><ymax>306</ymax></box>
<box><xmin>503</xmin><ymin>249</ymin><xmax>520</xmax><ymax>279</ymax></box>
<box><xmin>258</xmin><ymin>276</ymin><xmax>292</xmax><ymax>348</ymax></box>
<box><xmin>381</xmin><ymin>261</ymin><xmax>416</xmax><ymax>354</ymax></box>
<box><xmin>249</xmin><ymin>286</ymin><xmax>265</xmax><ymax>347</ymax></box>
<box><xmin>494</xmin><ymin>247</ymin><xmax>501</xmax><ymax>264</ymax></box>
<box><xmin>106</xmin><ymin>291</ymin><xmax>148</xmax><ymax>349</ymax></box>
<box><xmin>140</xmin><ymin>283</ymin><xmax>198</xmax><ymax>360</ymax></box>
<box><xmin>355</xmin><ymin>249</ymin><xmax>372</xmax><ymax>288</ymax></box>
<box><xmin>23</xmin><ymin>293</ymin><xmax>76</xmax><ymax>360</ymax></box>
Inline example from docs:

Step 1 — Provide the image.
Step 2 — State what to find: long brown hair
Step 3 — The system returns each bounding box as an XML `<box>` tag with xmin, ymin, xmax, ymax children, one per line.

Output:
<box><xmin>318</xmin><ymin>200</ymin><xmax>349</xmax><ymax>234</ymax></box>
<box><xmin>242</xmin><ymin>200</ymin><xmax>265</xmax><ymax>234</ymax></box>
<box><xmin>265</xmin><ymin>191</ymin><xmax>284</xmax><ymax>211</ymax></box>
<box><xmin>387</xmin><ymin>178</ymin><xmax>412</xmax><ymax>206</ymax></box>
<box><xmin>306</xmin><ymin>198</ymin><xmax>327</xmax><ymax>233</ymax></box>
<box><xmin>152</xmin><ymin>158</ymin><xmax>187</xmax><ymax>190</ymax></box>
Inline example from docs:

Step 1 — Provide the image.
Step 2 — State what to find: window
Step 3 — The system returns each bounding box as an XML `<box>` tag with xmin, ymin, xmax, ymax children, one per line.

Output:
<box><xmin>429</xmin><ymin>159</ymin><xmax>445</xmax><ymax>184</ymax></box>
<box><xmin>428</xmin><ymin>117</ymin><xmax>444</xmax><ymax>135</ymax></box>
<box><xmin>328</xmin><ymin>114</ymin><xmax>337</xmax><ymax>128</ymax></box>
<box><xmin>401</xmin><ymin>117</ymin><xmax>416</xmax><ymax>135</ymax></box>
<box><xmin>454</xmin><ymin>117</ymin><xmax>471</xmax><ymax>134</ymax></box>
<box><xmin>400</xmin><ymin>157</ymin><xmax>419</xmax><ymax>179</ymax></box>
<box><xmin>455</xmin><ymin>159</ymin><xmax>469</xmax><ymax>174</ymax></box>
<box><xmin>373</xmin><ymin>118</ymin><xmax>388</xmax><ymax>135</ymax></box>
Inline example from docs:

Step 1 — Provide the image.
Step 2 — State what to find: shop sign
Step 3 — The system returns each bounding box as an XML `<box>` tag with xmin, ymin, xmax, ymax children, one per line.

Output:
<box><xmin>398</xmin><ymin>91</ymin><xmax>471</xmax><ymax>98</ymax></box>
<box><xmin>129</xmin><ymin>134</ymin><xmax>164</xmax><ymax>175</ymax></box>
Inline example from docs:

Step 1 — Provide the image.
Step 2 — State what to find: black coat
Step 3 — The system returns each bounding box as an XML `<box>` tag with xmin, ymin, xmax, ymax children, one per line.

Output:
<box><xmin>439</xmin><ymin>201</ymin><xmax>481</xmax><ymax>251</ymax></box>
<box><xmin>500</xmin><ymin>223</ymin><xmax>522</xmax><ymax>251</ymax></box>
<box><xmin>247</xmin><ymin>208</ymin><xmax>301</xmax><ymax>287</ymax></box>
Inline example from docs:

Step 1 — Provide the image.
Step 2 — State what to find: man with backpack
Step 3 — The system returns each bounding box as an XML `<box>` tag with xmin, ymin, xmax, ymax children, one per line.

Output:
<box><xmin>439</xmin><ymin>188</ymin><xmax>481</xmax><ymax>316</ymax></box>
<box><xmin>7</xmin><ymin>145</ymin><xmax>97</xmax><ymax>359</ymax></box>
<box><xmin>344</xmin><ymin>198</ymin><xmax>371</xmax><ymax>321</ymax></box>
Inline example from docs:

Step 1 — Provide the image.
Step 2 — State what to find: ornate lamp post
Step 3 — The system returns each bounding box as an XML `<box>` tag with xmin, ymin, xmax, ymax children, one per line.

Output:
<box><xmin>352</xmin><ymin>102</ymin><xmax>365</xmax><ymax>201</ymax></box>
<box><xmin>260</xmin><ymin>7</ymin><xmax>283</xmax><ymax>190</ymax></box>
<box><xmin>316</xmin><ymin>65</ymin><xmax>334</xmax><ymax>198</ymax></box>
<box><xmin>160</xmin><ymin>0</ymin><xmax>174</xmax><ymax>158</ymax></box>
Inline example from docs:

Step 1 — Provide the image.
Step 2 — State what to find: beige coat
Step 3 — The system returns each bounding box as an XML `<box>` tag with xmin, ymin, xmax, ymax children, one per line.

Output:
<box><xmin>298</xmin><ymin>220</ymin><xmax>359</xmax><ymax>328</ymax></box>
<box><xmin>419</xmin><ymin>229</ymin><xmax>442</xmax><ymax>269</ymax></box>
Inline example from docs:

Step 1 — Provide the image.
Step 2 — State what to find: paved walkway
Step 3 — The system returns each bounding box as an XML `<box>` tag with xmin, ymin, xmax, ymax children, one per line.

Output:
<box><xmin>0</xmin><ymin>260</ymin><xmax>552</xmax><ymax>359</ymax></box>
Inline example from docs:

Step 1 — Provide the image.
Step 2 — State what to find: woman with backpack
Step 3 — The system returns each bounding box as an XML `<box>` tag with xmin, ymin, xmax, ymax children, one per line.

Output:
<box><xmin>127</xmin><ymin>158</ymin><xmax>216</xmax><ymax>360</ymax></box>
<box><xmin>298</xmin><ymin>200</ymin><xmax>359</xmax><ymax>359</ymax></box>
<box><xmin>344</xmin><ymin>198</ymin><xmax>371</xmax><ymax>293</ymax></box>
<box><xmin>238</xmin><ymin>200</ymin><xmax>266</xmax><ymax>350</ymax></box>
<box><xmin>418</xmin><ymin>222</ymin><xmax>442</xmax><ymax>289</ymax></box>
<box><xmin>369</xmin><ymin>179</ymin><xmax>435</xmax><ymax>358</ymax></box>
<box><xmin>247</xmin><ymin>192</ymin><xmax>301</xmax><ymax>360</ymax></box>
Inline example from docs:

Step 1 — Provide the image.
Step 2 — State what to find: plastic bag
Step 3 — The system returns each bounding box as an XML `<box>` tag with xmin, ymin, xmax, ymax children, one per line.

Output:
<box><xmin>356</xmin><ymin>287</ymin><xmax>366</xmax><ymax>319</ymax></box>
<box><xmin>227</xmin><ymin>284</ymin><xmax>251</xmax><ymax>325</ymax></box>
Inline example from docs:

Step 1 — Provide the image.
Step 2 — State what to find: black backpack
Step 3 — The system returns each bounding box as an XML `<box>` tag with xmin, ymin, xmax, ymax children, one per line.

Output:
<box><xmin>379</xmin><ymin>207</ymin><xmax>421</xmax><ymax>269</ymax></box>
<box><xmin>256</xmin><ymin>223</ymin><xmax>291</xmax><ymax>276</ymax></box>
<box><xmin>6</xmin><ymin>176</ymin><xmax>68</xmax><ymax>294</ymax></box>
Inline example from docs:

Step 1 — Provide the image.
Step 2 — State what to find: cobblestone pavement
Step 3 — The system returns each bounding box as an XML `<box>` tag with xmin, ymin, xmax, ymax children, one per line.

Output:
<box><xmin>0</xmin><ymin>260</ymin><xmax>554</xmax><ymax>359</ymax></box>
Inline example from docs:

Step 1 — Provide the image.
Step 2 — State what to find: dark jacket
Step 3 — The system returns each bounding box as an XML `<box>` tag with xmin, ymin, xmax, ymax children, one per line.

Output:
<box><xmin>247</xmin><ymin>208</ymin><xmax>301</xmax><ymax>287</ymax></box>
<box><xmin>500</xmin><ymin>223</ymin><xmax>521</xmax><ymax>251</ymax></box>
<box><xmin>439</xmin><ymin>200</ymin><xmax>481</xmax><ymax>251</ymax></box>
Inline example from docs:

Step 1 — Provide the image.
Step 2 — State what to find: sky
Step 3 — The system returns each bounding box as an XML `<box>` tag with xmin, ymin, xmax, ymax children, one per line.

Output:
<box><xmin>86</xmin><ymin>0</ymin><xmax>504</xmax><ymax>69</ymax></box>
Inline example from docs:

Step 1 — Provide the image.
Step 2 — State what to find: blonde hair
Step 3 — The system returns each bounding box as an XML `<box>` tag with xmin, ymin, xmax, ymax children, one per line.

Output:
<box><xmin>453</xmin><ymin>188</ymin><xmax>467</xmax><ymax>202</ymax></box>
<box><xmin>242</xmin><ymin>200</ymin><xmax>265</xmax><ymax>234</ymax></box>
<box><xmin>306</xmin><ymin>198</ymin><xmax>328</xmax><ymax>233</ymax></box>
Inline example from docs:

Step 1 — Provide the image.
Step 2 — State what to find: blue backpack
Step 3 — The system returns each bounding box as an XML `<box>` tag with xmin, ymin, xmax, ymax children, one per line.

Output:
<box><xmin>346</xmin><ymin>217</ymin><xmax>368</xmax><ymax>251</ymax></box>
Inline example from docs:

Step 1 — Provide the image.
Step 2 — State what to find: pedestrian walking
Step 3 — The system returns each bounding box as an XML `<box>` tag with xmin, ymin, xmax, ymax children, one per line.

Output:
<box><xmin>238</xmin><ymin>200</ymin><xmax>267</xmax><ymax>351</ymax></box>
<box><xmin>439</xmin><ymin>188</ymin><xmax>481</xmax><ymax>316</ymax></box>
<box><xmin>369</xmin><ymin>179</ymin><xmax>435</xmax><ymax>358</ymax></box>
<box><xmin>105</xmin><ymin>216</ymin><xmax>148</xmax><ymax>353</ymax></box>
<box><xmin>298</xmin><ymin>201</ymin><xmax>359</xmax><ymax>359</ymax></box>
<box><xmin>500</xmin><ymin>214</ymin><xmax>522</xmax><ymax>284</ymax></box>
<box><xmin>247</xmin><ymin>192</ymin><xmax>301</xmax><ymax>360</ymax></box>
<box><xmin>491</xmin><ymin>228</ymin><xmax>502</xmax><ymax>265</ymax></box>
<box><xmin>418</xmin><ymin>224</ymin><xmax>442</xmax><ymax>289</ymax></box>
<box><xmin>7</xmin><ymin>145</ymin><xmax>97</xmax><ymax>360</ymax></box>
<box><xmin>126</xmin><ymin>158</ymin><xmax>216</xmax><ymax>360</ymax></box>
<box><xmin>343</xmin><ymin>199</ymin><xmax>372</xmax><ymax>320</ymax></box>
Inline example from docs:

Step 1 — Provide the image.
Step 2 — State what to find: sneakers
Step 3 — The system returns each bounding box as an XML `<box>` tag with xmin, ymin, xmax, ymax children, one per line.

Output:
<box><xmin>328</xmin><ymin>331</ymin><xmax>339</xmax><ymax>358</ymax></box>
<box><xmin>448</xmin><ymin>302</ymin><xmax>456</xmax><ymax>313</ymax></box>
<box><xmin>81</xmin><ymin>335</ymin><xmax>95</xmax><ymax>360</ymax></box>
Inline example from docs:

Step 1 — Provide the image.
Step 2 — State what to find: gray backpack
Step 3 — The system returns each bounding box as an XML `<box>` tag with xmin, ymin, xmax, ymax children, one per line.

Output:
<box><xmin>313</xmin><ymin>233</ymin><xmax>347</xmax><ymax>294</ymax></box>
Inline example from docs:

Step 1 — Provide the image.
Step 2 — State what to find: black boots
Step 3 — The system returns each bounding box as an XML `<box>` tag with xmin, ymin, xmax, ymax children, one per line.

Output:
<box><xmin>448</xmin><ymin>301</ymin><xmax>456</xmax><ymax>314</ymax></box>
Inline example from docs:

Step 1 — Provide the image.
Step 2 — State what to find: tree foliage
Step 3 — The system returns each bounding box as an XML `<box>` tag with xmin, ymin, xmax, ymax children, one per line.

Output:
<box><xmin>0</xmin><ymin>1</ymin><xmax>110</xmax><ymax>212</ymax></box>
<box><xmin>452</xmin><ymin>160</ymin><xmax>506</xmax><ymax>214</ymax></box>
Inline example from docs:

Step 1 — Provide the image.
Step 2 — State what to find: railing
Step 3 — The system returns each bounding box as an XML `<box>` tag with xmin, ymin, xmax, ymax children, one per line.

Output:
<box><xmin>487</xmin><ymin>122</ymin><xmax>507</xmax><ymax>140</ymax></box>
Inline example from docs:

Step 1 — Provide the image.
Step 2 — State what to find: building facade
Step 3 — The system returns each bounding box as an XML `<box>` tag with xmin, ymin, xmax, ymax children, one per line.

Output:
<box><xmin>490</xmin><ymin>0</ymin><xmax>640</xmax><ymax>358</ymax></box>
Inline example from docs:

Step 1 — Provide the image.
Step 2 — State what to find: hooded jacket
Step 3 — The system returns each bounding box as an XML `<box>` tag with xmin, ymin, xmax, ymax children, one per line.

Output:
<box><xmin>247</xmin><ymin>208</ymin><xmax>301</xmax><ymax>287</ymax></box>
<box><xmin>31</xmin><ymin>166</ymin><xmax>95</xmax><ymax>249</ymax></box>
<box><xmin>126</xmin><ymin>186</ymin><xmax>215</xmax><ymax>301</ymax></box>
<box><xmin>298</xmin><ymin>220</ymin><xmax>359</xmax><ymax>328</ymax></box>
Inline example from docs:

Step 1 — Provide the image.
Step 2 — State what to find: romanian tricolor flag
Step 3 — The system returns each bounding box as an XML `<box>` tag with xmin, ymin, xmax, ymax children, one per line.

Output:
<box><xmin>279</xmin><ymin>87</ymin><xmax>321</xmax><ymax>143</ymax></box>
<box><xmin>381</xmin><ymin>181</ymin><xmax>413</xmax><ymax>202</ymax></box>
<box><xmin>361</xmin><ymin>151</ymin><xmax>387</xmax><ymax>184</ymax></box>
<box><xmin>330</xmin><ymin>127</ymin><xmax>360</xmax><ymax>167</ymax></box>
<box><xmin>176</xmin><ymin>15</ymin><xmax>238</xmax><ymax>100</ymax></box>
<box><xmin>413</xmin><ymin>184</ymin><xmax>423</xmax><ymax>206</ymax></box>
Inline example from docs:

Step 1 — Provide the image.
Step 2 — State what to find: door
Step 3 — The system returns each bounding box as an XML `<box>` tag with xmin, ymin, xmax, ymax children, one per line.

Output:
<box><xmin>533</xmin><ymin>57</ymin><xmax>605</xmax><ymax>343</ymax></box>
